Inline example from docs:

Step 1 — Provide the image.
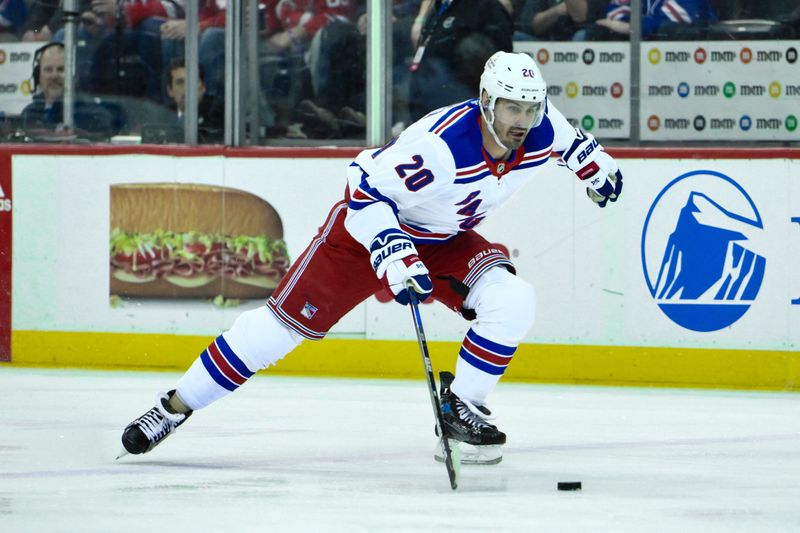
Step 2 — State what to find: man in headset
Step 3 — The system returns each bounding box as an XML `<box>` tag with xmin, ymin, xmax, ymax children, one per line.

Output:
<box><xmin>21</xmin><ymin>42</ymin><xmax>115</xmax><ymax>139</ymax></box>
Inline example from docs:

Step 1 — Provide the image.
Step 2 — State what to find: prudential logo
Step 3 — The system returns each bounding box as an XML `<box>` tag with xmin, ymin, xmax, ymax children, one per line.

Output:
<box><xmin>641</xmin><ymin>170</ymin><xmax>765</xmax><ymax>332</ymax></box>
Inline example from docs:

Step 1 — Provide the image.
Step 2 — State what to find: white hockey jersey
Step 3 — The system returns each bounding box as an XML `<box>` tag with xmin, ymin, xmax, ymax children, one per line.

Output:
<box><xmin>344</xmin><ymin>98</ymin><xmax>601</xmax><ymax>251</ymax></box>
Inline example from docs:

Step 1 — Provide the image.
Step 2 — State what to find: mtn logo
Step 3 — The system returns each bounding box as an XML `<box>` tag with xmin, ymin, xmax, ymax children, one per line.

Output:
<box><xmin>641</xmin><ymin>170</ymin><xmax>765</xmax><ymax>332</ymax></box>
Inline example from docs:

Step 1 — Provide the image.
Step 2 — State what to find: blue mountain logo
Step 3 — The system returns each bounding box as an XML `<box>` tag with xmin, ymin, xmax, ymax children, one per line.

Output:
<box><xmin>641</xmin><ymin>170</ymin><xmax>765</xmax><ymax>332</ymax></box>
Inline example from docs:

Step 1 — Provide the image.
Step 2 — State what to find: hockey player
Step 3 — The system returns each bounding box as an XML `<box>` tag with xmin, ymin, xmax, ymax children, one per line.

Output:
<box><xmin>119</xmin><ymin>51</ymin><xmax>623</xmax><ymax>464</ymax></box>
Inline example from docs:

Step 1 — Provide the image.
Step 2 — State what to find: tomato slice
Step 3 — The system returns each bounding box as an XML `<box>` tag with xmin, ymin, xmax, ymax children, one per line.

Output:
<box><xmin>184</xmin><ymin>243</ymin><xmax>208</xmax><ymax>255</ymax></box>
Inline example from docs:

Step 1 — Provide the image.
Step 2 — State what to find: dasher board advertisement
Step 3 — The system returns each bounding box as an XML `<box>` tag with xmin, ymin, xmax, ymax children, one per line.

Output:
<box><xmin>641</xmin><ymin>41</ymin><xmax>800</xmax><ymax>141</ymax></box>
<box><xmin>109</xmin><ymin>183</ymin><xmax>290</xmax><ymax>302</ymax></box>
<box><xmin>10</xmin><ymin>153</ymin><xmax>800</xmax><ymax>352</ymax></box>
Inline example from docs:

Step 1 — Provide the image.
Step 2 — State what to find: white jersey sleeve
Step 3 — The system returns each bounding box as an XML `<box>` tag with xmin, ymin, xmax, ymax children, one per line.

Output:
<box><xmin>344</xmin><ymin>130</ymin><xmax>456</xmax><ymax>252</ymax></box>
<box><xmin>545</xmin><ymin>99</ymin><xmax>618</xmax><ymax>190</ymax></box>
<box><xmin>544</xmin><ymin>100</ymin><xmax>579</xmax><ymax>153</ymax></box>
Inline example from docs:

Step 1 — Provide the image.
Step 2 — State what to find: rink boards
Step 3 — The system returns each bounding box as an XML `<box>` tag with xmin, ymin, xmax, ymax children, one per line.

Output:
<box><xmin>1</xmin><ymin>146</ymin><xmax>799</xmax><ymax>390</ymax></box>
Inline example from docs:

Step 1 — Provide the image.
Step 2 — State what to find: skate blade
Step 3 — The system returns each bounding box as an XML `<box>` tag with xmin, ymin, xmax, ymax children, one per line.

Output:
<box><xmin>434</xmin><ymin>440</ymin><xmax>502</xmax><ymax>465</ymax></box>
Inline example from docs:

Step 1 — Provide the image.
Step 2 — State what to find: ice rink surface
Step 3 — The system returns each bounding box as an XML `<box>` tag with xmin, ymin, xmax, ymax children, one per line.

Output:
<box><xmin>1</xmin><ymin>367</ymin><xmax>799</xmax><ymax>532</ymax></box>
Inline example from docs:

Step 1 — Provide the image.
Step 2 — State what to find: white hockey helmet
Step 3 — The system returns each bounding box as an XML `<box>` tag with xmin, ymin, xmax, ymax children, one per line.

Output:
<box><xmin>479</xmin><ymin>52</ymin><xmax>547</xmax><ymax>148</ymax></box>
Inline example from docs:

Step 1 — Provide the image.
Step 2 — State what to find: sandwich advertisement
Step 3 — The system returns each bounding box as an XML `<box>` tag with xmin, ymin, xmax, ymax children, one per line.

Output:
<box><xmin>10</xmin><ymin>154</ymin><xmax>365</xmax><ymax>338</ymax></box>
<box><xmin>109</xmin><ymin>183</ymin><xmax>289</xmax><ymax>302</ymax></box>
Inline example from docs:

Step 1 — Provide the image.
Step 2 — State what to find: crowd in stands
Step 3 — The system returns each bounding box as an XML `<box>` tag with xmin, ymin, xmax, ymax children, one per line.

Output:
<box><xmin>1</xmin><ymin>0</ymin><xmax>798</xmax><ymax>143</ymax></box>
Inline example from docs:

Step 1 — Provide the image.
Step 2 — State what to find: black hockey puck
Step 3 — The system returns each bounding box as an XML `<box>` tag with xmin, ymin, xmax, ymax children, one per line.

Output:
<box><xmin>557</xmin><ymin>481</ymin><xmax>582</xmax><ymax>491</ymax></box>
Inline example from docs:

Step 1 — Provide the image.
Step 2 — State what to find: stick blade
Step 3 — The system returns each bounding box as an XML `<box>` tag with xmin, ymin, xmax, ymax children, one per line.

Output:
<box><xmin>442</xmin><ymin>438</ymin><xmax>461</xmax><ymax>490</ymax></box>
<box><xmin>447</xmin><ymin>439</ymin><xmax>461</xmax><ymax>489</ymax></box>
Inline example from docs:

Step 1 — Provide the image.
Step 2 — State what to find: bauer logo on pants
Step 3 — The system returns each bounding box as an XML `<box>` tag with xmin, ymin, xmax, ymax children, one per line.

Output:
<box><xmin>641</xmin><ymin>170</ymin><xmax>766</xmax><ymax>332</ymax></box>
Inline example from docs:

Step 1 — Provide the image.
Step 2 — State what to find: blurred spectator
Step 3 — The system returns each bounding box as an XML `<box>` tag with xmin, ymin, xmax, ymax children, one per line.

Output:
<box><xmin>22</xmin><ymin>0</ymin><xmax>57</xmax><ymax>42</ymax></box>
<box><xmin>515</xmin><ymin>0</ymin><xmax>610</xmax><ymax>40</ymax></box>
<box><xmin>0</xmin><ymin>0</ymin><xmax>27</xmax><ymax>40</ymax></box>
<box><xmin>198</xmin><ymin>0</ymin><xmax>273</xmax><ymax>100</ymax></box>
<box><xmin>290</xmin><ymin>0</ymin><xmax>424</xmax><ymax>139</ymax></box>
<box><xmin>164</xmin><ymin>58</ymin><xmax>224</xmax><ymax>143</ymax></box>
<box><xmin>99</xmin><ymin>0</ymin><xmax>225</xmax><ymax>103</ymax></box>
<box><xmin>259</xmin><ymin>0</ymin><xmax>358</xmax><ymax>137</ymax></box>
<box><xmin>264</xmin><ymin>0</ymin><xmax>356</xmax><ymax>53</ymax></box>
<box><xmin>408</xmin><ymin>0</ymin><xmax>513</xmax><ymax>122</ymax></box>
<box><xmin>27</xmin><ymin>2</ymin><xmax>117</xmax><ymax>92</ymax></box>
<box><xmin>597</xmin><ymin>0</ymin><xmax>717</xmax><ymax>39</ymax></box>
<box><xmin>20</xmin><ymin>42</ymin><xmax>115</xmax><ymax>139</ymax></box>
<box><xmin>21</xmin><ymin>1</ymin><xmax>159</xmax><ymax>98</ymax></box>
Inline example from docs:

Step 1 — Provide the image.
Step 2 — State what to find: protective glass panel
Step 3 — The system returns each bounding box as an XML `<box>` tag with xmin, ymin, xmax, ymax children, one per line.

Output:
<box><xmin>1</xmin><ymin>0</ymin><xmax>226</xmax><ymax>145</ymax></box>
<box><xmin>257</xmin><ymin>0</ymin><xmax>366</xmax><ymax>143</ymax></box>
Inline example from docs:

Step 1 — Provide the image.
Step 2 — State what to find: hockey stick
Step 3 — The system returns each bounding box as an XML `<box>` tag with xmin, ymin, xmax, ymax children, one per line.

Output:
<box><xmin>407</xmin><ymin>288</ymin><xmax>461</xmax><ymax>490</ymax></box>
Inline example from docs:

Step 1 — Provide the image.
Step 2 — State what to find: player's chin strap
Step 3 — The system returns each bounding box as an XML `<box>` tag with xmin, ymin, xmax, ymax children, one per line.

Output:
<box><xmin>480</xmin><ymin>103</ymin><xmax>511</xmax><ymax>152</ymax></box>
<box><xmin>480</xmin><ymin>99</ymin><xmax>541</xmax><ymax>154</ymax></box>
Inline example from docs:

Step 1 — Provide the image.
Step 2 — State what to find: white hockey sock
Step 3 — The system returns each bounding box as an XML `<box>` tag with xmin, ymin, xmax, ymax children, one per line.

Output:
<box><xmin>451</xmin><ymin>327</ymin><xmax>517</xmax><ymax>405</ymax></box>
<box><xmin>451</xmin><ymin>267</ymin><xmax>535</xmax><ymax>406</ymax></box>
<box><xmin>176</xmin><ymin>305</ymin><xmax>303</xmax><ymax>410</ymax></box>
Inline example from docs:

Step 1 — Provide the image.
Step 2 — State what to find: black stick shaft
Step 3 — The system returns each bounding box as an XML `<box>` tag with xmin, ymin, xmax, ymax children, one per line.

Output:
<box><xmin>408</xmin><ymin>289</ymin><xmax>458</xmax><ymax>490</ymax></box>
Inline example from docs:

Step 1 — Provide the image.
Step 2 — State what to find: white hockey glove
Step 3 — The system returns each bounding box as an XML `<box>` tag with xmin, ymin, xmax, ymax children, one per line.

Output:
<box><xmin>561</xmin><ymin>130</ymin><xmax>624</xmax><ymax>208</ymax></box>
<box><xmin>586</xmin><ymin>168</ymin><xmax>623</xmax><ymax>208</ymax></box>
<box><xmin>370</xmin><ymin>229</ymin><xmax>433</xmax><ymax>305</ymax></box>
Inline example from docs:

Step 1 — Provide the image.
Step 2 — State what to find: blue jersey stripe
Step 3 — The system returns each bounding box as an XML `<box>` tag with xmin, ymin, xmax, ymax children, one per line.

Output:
<box><xmin>514</xmin><ymin>158</ymin><xmax>550</xmax><ymax>171</ymax></box>
<box><xmin>428</xmin><ymin>103</ymin><xmax>470</xmax><ymax>133</ymax></box>
<box><xmin>454</xmin><ymin>170</ymin><xmax>493</xmax><ymax>184</ymax></box>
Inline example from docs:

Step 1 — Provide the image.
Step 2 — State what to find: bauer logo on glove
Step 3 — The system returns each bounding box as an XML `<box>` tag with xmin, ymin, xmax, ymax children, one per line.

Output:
<box><xmin>369</xmin><ymin>229</ymin><xmax>433</xmax><ymax>305</ymax></box>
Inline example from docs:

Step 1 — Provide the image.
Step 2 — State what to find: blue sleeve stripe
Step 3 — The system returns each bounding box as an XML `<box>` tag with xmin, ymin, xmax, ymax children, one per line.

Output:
<box><xmin>348</xmin><ymin>198</ymin><xmax>376</xmax><ymax>211</ymax></box>
<box><xmin>358</xmin><ymin>175</ymin><xmax>399</xmax><ymax>214</ymax></box>
<box><xmin>561</xmin><ymin>131</ymin><xmax>584</xmax><ymax>161</ymax></box>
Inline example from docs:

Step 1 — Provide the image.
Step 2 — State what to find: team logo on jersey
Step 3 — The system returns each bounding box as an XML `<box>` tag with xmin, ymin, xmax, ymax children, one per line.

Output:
<box><xmin>641</xmin><ymin>170</ymin><xmax>765</xmax><ymax>332</ymax></box>
<box><xmin>300</xmin><ymin>302</ymin><xmax>318</xmax><ymax>320</ymax></box>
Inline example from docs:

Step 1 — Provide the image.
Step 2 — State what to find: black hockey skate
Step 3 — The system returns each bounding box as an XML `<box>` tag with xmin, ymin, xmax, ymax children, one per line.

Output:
<box><xmin>435</xmin><ymin>372</ymin><xmax>505</xmax><ymax>465</ymax></box>
<box><xmin>119</xmin><ymin>390</ymin><xmax>192</xmax><ymax>457</ymax></box>
<box><xmin>439</xmin><ymin>371</ymin><xmax>505</xmax><ymax>446</ymax></box>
